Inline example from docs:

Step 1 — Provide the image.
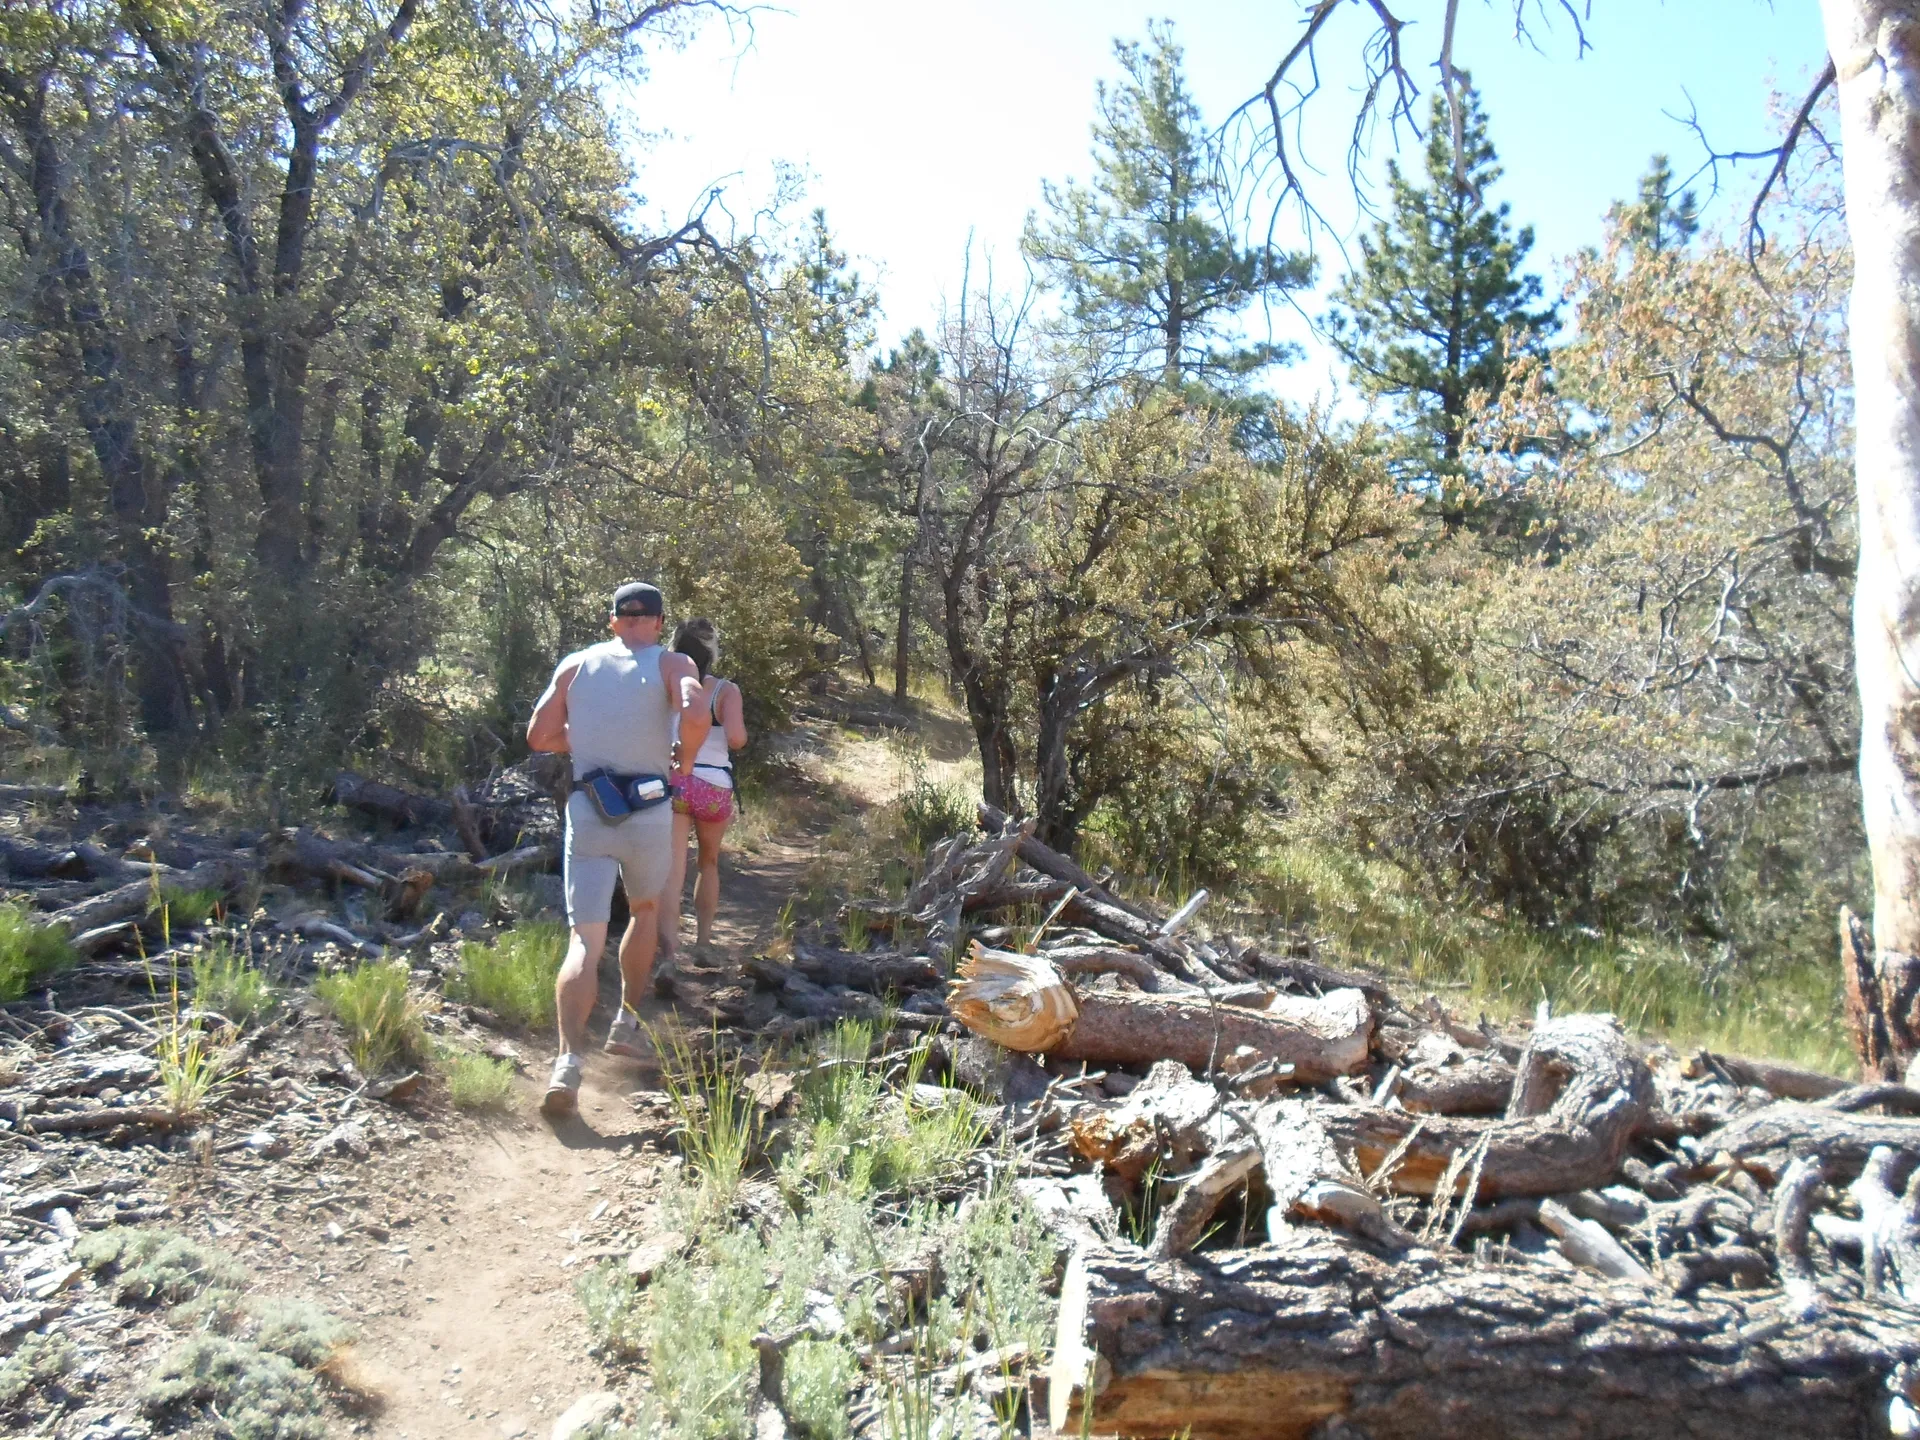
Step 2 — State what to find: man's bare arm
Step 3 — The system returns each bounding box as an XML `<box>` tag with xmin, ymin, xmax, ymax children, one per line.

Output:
<box><xmin>527</xmin><ymin>661</ymin><xmax>579</xmax><ymax>754</ymax></box>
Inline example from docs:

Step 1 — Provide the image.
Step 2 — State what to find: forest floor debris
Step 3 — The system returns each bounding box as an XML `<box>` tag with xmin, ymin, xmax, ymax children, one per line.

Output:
<box><xmin>1</xmin><ymin>698</ymin><xmax>1917</xmax><ymax>1438</ymax></box>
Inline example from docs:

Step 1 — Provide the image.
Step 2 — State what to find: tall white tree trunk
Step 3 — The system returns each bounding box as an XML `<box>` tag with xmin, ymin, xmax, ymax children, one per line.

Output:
<box><xmin>1822</xmin><ymin>0</ymin><xmax>1920</xmax><ymax>1077</ymax></box>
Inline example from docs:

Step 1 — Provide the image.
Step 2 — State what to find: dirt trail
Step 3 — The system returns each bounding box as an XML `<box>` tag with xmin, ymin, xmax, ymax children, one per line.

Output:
<box><xmin>346</xmin><ymin>767</ymin><xmax>868</xmax><ymax>1437</ymax></box>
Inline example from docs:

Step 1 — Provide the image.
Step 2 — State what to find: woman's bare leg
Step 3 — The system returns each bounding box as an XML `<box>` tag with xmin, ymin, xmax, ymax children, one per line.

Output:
<box><xmin>693</xmin><ymin>814</ymin><xmax>729</xmax><ymax>948</ymax></box>
<box><xmin>658</xmin><ymin>808</ymin><xmax>692</xmax><ymax>959</ymax></box>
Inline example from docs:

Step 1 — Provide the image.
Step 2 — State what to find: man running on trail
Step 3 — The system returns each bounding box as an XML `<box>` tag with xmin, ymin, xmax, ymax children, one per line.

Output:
<box><xmin>526</xmin><ymin>581</ymin><xmax>710</xmax><ymax>1118</ymax></box>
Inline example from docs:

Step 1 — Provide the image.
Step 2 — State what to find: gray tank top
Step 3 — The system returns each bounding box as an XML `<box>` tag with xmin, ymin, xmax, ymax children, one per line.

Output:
<box><xmin>562</xmin><ymin>640</ymin><xmax>673</xmax><ymax>776</ymax></box>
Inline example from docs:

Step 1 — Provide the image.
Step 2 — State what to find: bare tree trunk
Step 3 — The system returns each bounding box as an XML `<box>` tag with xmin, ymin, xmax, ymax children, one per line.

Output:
<box><xmin>1823</xmin><ymin>0</ymin><xmax>1920</xmax><ymax>1082</ymax></box>
<box><xmin>893</xmin><ymin>546</ymin><xmax>914</xmax><ymax>704</ymax></box>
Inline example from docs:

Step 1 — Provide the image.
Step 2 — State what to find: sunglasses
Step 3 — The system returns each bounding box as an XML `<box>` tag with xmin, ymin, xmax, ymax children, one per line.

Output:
<box><xmin>613</xmin><ymin>608</ymin><xmax>659</xmax><ymax>619</ymax></box>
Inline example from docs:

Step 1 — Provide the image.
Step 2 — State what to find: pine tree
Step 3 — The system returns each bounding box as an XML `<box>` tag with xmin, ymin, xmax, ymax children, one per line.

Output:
<box><xmin>1612</xmin><ymin>155</ymin><xmax>1700</xmax><ymax>254</ymax></box>
<box><xmin>1327</xmin><ymin>79</ymin><xmax>1555</xmax><ymax>505</ymax></box>
<box><xmin>1024</xmin><ymin>22</ymin><xmax>1310</xmax><ymax>388</ymax></box>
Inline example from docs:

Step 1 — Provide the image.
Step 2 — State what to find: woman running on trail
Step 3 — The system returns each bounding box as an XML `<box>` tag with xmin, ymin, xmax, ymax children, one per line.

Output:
<box><xmin>657</xmin><ymin>618</ymin><xmax>748</xmax><ymax>972</ymax></box>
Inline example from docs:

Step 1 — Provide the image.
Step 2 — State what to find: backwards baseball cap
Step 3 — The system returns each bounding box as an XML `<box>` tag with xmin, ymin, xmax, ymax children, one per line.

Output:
<box><xmin>610</xmin><ymin>581</ymin><xmax>664</xmax><ymax>618</ymax></box>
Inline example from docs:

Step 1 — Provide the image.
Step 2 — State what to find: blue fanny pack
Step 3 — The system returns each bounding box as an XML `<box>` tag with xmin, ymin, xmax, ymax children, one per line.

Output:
<box><xmin>575</xmin><ymin>769</ymin><xmax>671</xmax><ymax>822</ymax></box>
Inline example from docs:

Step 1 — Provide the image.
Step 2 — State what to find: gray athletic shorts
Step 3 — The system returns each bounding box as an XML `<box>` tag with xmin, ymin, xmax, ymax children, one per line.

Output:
<box><xmin>563</xmin><ymin>791</ymin><xmax>673</xmax><ymax>926</ymax></box>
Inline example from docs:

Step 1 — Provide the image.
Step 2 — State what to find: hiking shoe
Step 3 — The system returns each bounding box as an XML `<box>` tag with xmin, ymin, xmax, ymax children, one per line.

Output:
<box><xmin>651</xmin><ymin>955</ymin><xmax>678</xmax><ymax>999</ymax></box>
<box><xmin>541</xmin><ymin>1053</ymin><xmax>582</xmax><ymax>1118</ymax></box>
<box><xmin>605</xmin><ymin>1008</ymin><xmax>652</xmax><ymax>1061</ymax></box>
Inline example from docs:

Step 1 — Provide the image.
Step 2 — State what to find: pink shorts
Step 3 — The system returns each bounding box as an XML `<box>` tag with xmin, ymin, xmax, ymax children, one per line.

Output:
<box><xmin>671</xmin><ymin>773</ymin><xmax>735</xmax><ymax>824</ymax></box>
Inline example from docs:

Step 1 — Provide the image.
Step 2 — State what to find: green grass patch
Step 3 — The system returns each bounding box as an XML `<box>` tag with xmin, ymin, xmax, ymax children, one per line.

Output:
<box><xmin>0</xmin><ymin>900</ymin><xmax>75</xmax><ymax>1001</ymax></box>
<box><xmin>443</xmin><ymin>1049</ymin><xmax>516</xmax><ymax>1110</ymax></box>
<box><xmin>1256</xmin><ymin>843</ymin><xmax>1851</xmax><ymax>1072</ymax></box>
<box><xmin>314</xmin><ymin>961</ymin><xmax>428</xmax><ymax>1073</ymax></box>
<box><xmin>447</xmin><ymin>921</ymin><xmax>563</xmax><ymax>1028</ymax></box>
<box><xmin>152</xmin><ymin>884</ymin><xmax>222</xmax><ymax>935</ymax></box>
<box><xmin>191</xmin><ymin>938</ymin><xmax>275</xmax><ymax>1024</ymax></box>
<box><xmin>777</xmin><ymin>1020</ymin><xmax>984</xmax><ymax>1199</ymax></box>
<box><xmin>655</xmin><ymin>1024</ymin><xmax>763</xmax><ymax>1220</ymax></box>
<box><xmin>579</xmin><ymin>1010</ymin><xmax>1054</xmax><ymax>1440</ymax></box>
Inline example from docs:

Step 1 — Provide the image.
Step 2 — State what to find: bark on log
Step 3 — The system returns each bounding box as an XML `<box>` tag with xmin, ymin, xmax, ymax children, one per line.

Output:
<box><xmin>1843</xmin><ymin>905</ymin><xmax>1908</xmax><ymax>1081</ymax></box>
<box><xmin>789</xmin><ymin>943</ymin><xmax>943</xmax><ymax>995</ymax></box>
<box><xmin>1319</xmin><ymin>1014</ymin><xmax>1653</xmax><ymax>1199</ymax></box>
<box><xmin>949</xmin><ymin>949</ymin><xmax>1371</xmax><ymax>1081</ymax></box>
<box><xmin>1709</xmin><ymin>1101</ymin><xmax>1920</xmax><ymax>1174</ymax></box>
<box><xmin>1048</xmin><ymin>1235</ymin><xmax>1920</xmax><ymax>1440</ymax></box>
<box><xmin>41</xmin><ymin>859</ymin><xmax>245</xmax><ymax>938</ymax></box>
<box><xmin>1394</xmin><ymin>1032</ymin><xmax>1516</xmax><ymax>1115</ymax></box>
<box><xmin>1252</xmin><ymin>1098</ymin><xmax>1413</xmax><ymax>1249</ymax></box>
<box><xmin>1068</xmin><ymin>1060</ymin><xmax>1223</xmax><ymax>1183</ymax></box>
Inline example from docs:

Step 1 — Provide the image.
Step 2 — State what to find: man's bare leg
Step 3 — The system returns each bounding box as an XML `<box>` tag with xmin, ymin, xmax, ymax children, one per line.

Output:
<box><xmin>546</xmin><ymin>920</ymin><xmax>607</xmax><ymax>1117</ymax></box>
<box><xmin>617</xmin><ymin>898</ymin><xmax>659</xmax><ymax>1011</ymax></box>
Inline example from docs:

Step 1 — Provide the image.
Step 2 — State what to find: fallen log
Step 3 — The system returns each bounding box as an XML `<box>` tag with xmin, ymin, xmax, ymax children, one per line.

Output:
<box><xmin>1042</xmin><ymin>945</ymin><xmax>1190</xmax><ymax>994</ymax></box>
<box><xmin>472</xmin><ymin>842</ymin><xmax>557</xmax><ymax>875</ymax></box>
<box><xmin>331</xmin><ymin>771</ymin><xmax>453</xmax><ymax>828</ymax></box>
<box><xmin>24</xmin><ymin>1105</ymin><xmax>182</xmax><ymax>1135</ymax></box>
<box><xmin>1048</xmin><ymin>1235</ymin><xmax>1920</xmax><ymax>1440</ymax></box>
<box><xmin>1252</xmin><ymin>1097</ymin><xmax>1413</xmax><ymax>1250</ymax></box>
<box><xmin>0</xmin><ymin>783</ymin><xmax>68</xmax><ymax>805</ymax></box>
<box><xmin>977</xmin><ymin>802</ymin><xmax>1154</xmax><ymax>925</ymax></box>
<box><xmin>1317</xmin><ymin>1014</ymin><xmax>1653</xmax><ymax>1199</ymax></box>
<box><xmin>949</xmin><ymin>947</ymin><xmax>1372</xmax><ymax>1082</ymax></box>
<box><xmin>1393</xmin><ymin>1031</ymin><xmax>1516</xmax><ymax>1115</ymax></box>
<box><xmin>41</xmin><ymin>858</ymin><xmax>246</xmax><ymax>938</ymax></box>
<box><xmin>1068</xmin><ymin>1060</ymin><xmax>1223</xmax><ymax>1184</ymax></box>
<box><xmin>265</xmin><ymin>828</ymin><xmax>394</xmax><ymax>888</ymax></box>
<box><xmin>1709</xmin><ymin>1100</ymin><xmax>1920</xmax><ymax>1174</ymax></box>
<box><xmin>1686</xmin><ymin>1049</ymin><xmax>1850</xmax><ymax>1101</ymax></box>
<box><xmin>789</xmin><ymin>943</ymin><xmax>942</xmax><ymax>995</ymax></box>
<box><xmin>0</xmin><ymin>837</ymin><xmax>89</xmax><ymax>880</ymax></box>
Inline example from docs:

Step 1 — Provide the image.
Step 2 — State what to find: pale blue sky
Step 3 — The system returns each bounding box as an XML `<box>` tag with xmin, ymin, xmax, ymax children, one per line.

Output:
<box><xmin>620</xmin><ymin>1</ymin><xmax>1829</xmax><ymax>394</ymax></box>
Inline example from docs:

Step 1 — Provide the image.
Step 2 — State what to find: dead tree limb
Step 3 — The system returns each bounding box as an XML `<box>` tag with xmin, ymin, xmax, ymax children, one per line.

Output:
<box><xmin>1049</xmin><ymin>1234</ymin><xmax>1920</xmax><ymax>1440</ymax></box>
<box><xmin>1319</xmin><ymin>1014</ymin><xmax>1653</xmax><ymax>1199</ymax></box>
<box><xmin>949</xmin><ymin>948</ymin><xmax>1371</xmax><ymax>1080</ymax></box>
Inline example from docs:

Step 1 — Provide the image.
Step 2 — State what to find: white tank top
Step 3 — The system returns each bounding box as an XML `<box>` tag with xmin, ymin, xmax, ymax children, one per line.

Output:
<box><xmin>560</xmin><ymin>640</ymin><xmax>673</xmax><ymax>776</ymax></box>
<box><xmin>674</xmin><ymin>679</ymin><xmax>735</xmax><ymax>790</ymax></box>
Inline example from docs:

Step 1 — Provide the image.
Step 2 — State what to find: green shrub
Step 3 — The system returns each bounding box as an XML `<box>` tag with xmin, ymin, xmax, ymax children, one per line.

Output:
<box><xmin>444</xmin><ymin>1050</ymin><xmax>516</xmax><ymax>1110</ymax></box>
<box><xmin>140</xmin><ymin>1335</ymin><xmax>327</xmax><ymax>1440</ymax></box>
<box><xmin>76</xmin><ymin>1227</ymin><xmax>247</xmax><ymax>1305</ymax></box>
<box><xmin>900</xmin><ymin>778</ymin><xmax>975</xmax><ymax>856</ymax></box>
<box><xmin>0</xmin><ymin>1332</ymin><xmax>74</xmax><ymax>1407</ymax></box>
<box><xmin>642</xmin><ymin>1225</ymin><xmax>766</xmax><ymax>1439</ymax></box>
<box><xmin>191</xmin><ymin>939</ymin><xmax>275</xmax><ymax>1024</ymax></box>
<box><xmin>0</xmin><ymin>901</ymin><xmax>75</xmax><ymax>1002</ymax></box>
<box><xmin>784</xmin><ymin>1337</ymin><xmax>858</xmax><ymax>1440</ymax></box>
<box><xmin>314</xmin><ymin>962</ymin><xmax>428</xmax><ymax>1073</ymax></box>
<box><xmin>576</xmin><ymin>1264</ymin><xmax>648</xmax><ymax>1361</ymax></box>
<box><xmin>248</xmin><ymin>1298</ymin><xmax>352</xmax><ymax>1368</ymax></box>
<box><xmin>448</xmin><ymin>921</ymin><xmax>564</xmax><ymax>1028</ymax></box>
<box><xmin>779</xmin><ymin>1023</ymin><xmax>981</xmax><ymax>1199</ymax></box>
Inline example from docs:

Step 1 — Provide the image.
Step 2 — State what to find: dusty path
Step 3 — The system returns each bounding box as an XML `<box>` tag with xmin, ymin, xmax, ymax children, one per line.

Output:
<box><xmin>345</xmin><ymin>793</ymin><xmax>862</xmax><ymax>1437</ymax></box>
